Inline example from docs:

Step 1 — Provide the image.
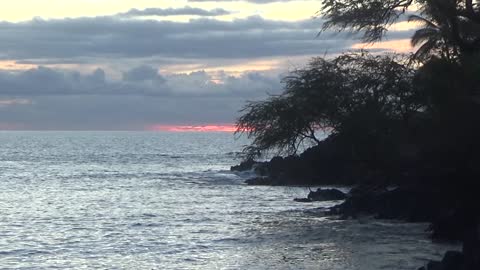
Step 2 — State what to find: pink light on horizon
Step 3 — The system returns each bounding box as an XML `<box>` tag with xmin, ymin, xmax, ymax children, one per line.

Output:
<box><xmin>0</xmin><ymin>123</ymin><xmax>26</xmax><ymax>130</ymax></box>
<box><xmin>146</xmin><ymin>124</ymin><xmax>238</xmax><ymax>132</ymax></box>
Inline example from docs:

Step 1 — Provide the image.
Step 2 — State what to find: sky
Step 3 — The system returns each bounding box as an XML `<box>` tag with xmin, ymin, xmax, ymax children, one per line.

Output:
<box><xmin>0</xmin><ymin>0</ymin><xmax>417</xmax><ymax>131</ymax></box>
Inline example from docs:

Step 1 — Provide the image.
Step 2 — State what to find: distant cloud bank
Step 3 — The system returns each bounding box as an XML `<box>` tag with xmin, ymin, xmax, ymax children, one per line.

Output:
<box><xmin>0</xmin><ymin>4</ymin><xmax>414</xmax><ymax>130</ymax></box>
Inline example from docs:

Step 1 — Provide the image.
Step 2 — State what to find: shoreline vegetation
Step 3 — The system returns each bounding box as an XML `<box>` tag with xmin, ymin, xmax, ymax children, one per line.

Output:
<box><xmin>232</xmin><ymin>1</ymin><xmax>480</xmax><ymax>269</ymax></box>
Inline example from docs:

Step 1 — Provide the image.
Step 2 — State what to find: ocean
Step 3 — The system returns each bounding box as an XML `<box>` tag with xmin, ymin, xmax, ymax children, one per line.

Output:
<box><xmin>0</xmin><ymin>131</ymin><xmax>457</xmax><ymax>269</ymax></box>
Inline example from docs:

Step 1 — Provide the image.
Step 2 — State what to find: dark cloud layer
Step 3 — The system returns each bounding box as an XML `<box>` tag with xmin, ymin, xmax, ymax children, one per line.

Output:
<box><xmin>0</xmin><ymin>15</ymin><xmax>370</xmax><ymax>61</ymax></box>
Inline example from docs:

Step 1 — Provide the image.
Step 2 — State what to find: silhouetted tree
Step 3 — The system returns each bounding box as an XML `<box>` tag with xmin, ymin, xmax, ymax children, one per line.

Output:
<box><xmin>236</xmin><ymin>52</ymin><xmax>423</xmax><ymax>157</ymax></box>
<box><xmin>319</xmin><ymin>0</ymin><xmax>480</xmax><ymax>59</ymax></box>
<box><xmin>408</xmin><ymin>6</ymin><xmax>458</xmax><ymax>61</ymax></box>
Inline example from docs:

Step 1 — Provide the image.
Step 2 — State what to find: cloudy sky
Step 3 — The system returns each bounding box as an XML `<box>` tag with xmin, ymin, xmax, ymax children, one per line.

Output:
<box><xmin>0</xmin><ymin>0</ymin><xmax>417</xmax><ymax>131</ymax></box>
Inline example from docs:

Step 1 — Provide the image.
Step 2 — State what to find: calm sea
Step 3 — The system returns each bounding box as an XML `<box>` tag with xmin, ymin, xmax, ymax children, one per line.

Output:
<box><xmin>0</xmin><ymin>131</ymin><xmax>457</xmax><ymax>269</ymax></box>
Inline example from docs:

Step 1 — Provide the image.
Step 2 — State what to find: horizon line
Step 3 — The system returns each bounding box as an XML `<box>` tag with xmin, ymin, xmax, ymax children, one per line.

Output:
<box><xmin>0</xmin><ymin>124</ymin><xmax>240</xmax><ymax>133</ymax></box>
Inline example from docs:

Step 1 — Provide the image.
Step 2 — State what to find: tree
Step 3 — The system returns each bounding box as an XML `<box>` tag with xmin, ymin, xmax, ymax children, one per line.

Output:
<box><xmin>236</xmin><ymin>52</ymin><xmax>423</xmax><ymax>157</ymax></box>
<box><xmin>236</xmin><ymin>94</ymin><xmax>321</xmax><ymax>157</ymax></box>
<box><xmin>319</xmin><ymin>0</ymin><xmax>480</xmax><ymax>59</ymax></box>
<box><xmin>408</xmin><ymin>5</ymin><xmax>458</xmax><ymax>61</ymax></box>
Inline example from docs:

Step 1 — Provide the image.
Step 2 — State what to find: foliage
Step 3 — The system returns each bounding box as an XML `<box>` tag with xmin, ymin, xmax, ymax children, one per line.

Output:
<box><xmin>319</xmin><ymin>0</ymin><xmax>415</xmax><ymax>42</ymax></box>
<box><xmin>236</xmin><ymin>95</ymin><xmax>321</xmax><ymax>157</ymax></box>
<box><xmin>237</xmin><ymin>0</ymin><xmax>480</xmax><ymax>162</ymax></box>
<box><xmin>236</xmin><ymin>52</ymin><xmax>423</xmax><ymax>157</ymax></box>
<box><xmin>414</xmin><ymin>53</ymin><xmax>480</xmax><ymax>117</ymax></box>
<box><xmin>319</xmin><ymin>0</ymin><xmax>480</xmax><ymax>60</ymax></box>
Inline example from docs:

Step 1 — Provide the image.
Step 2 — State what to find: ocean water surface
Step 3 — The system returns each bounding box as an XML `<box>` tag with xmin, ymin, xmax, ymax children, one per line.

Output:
<box><xmin>0</xmin><ymin>131</ymin><xmax>457</xmax><ymax>269</ymax></box>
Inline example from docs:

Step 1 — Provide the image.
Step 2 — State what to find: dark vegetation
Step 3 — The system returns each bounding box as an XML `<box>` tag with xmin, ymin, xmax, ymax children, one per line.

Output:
<box><xmin>233</xmin><ymin>1</ymin><xmax>480</xmax><ymax>269</ymax></box>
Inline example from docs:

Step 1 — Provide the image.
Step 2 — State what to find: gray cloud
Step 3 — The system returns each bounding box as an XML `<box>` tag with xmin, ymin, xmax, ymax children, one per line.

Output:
<box><xmin>117</xmin><ymin>6</ymin><xmax>232</xmax><ymax>17</ymax></box>
<box><xmin>0</xmin><ymin>65</ymin><xmax>281</xmax><ymax>98</ymax></box>
<box><xmin>0</xmin><ymin>65</ymin><xmax>283</xmax><ymax>129</ymax></box>
<box><xmin>123</xmin><ymin>65</ymin><xmax>165</xmax><ymax>82</ymax></box>
<box><xmin>0</xmin><ymin>15</ymin><xmax>370</xmax><ymax>62</ymax></box>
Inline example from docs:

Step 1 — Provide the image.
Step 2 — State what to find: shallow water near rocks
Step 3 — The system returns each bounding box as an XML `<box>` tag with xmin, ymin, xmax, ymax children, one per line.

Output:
<box><xmin>0</xmin><ymin>131</ymin><xmax>458</xmax><ymax>269</ymax></box>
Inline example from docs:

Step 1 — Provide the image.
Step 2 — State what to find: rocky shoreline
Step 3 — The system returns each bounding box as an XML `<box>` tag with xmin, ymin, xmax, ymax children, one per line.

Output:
<box><xmin>232</xmin><ymin>151</ymin><xmax>480</xmax><ymax>270</ymax></box>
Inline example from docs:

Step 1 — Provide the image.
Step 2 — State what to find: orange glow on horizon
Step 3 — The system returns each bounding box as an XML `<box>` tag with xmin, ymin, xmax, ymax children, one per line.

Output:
<box><xmin>147</xmin><ymin>124</ymin><xmax>238</xmax><ymax>132</ymax></box>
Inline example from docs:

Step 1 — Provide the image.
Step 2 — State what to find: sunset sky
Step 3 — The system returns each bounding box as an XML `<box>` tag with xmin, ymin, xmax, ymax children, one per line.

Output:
<box><xmin>0</xmin><ymin>0</ymin><xmax>417</xmax><ymax>131</ymax></box>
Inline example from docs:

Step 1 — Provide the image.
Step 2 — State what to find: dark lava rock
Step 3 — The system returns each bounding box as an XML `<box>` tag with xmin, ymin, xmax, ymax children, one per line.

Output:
<box><xmin>307</xmin><ymin>188</ymin><xmax>347</xmax><ymax>201</ymax></box>
<box><xmin>418</xmin><ymin>251</ymin><xmax>465</xmax><ymax>270</ymax></box>
<box><xmin>234</xmin><ymin>138</ymin><xmax>368</xmax><ymax>187</ymax></box>
<box><xmin>442</xmin><ymin>251</ymin><xmax>464</xmax><ymax>270</ymax></box>
<box><xmin>329</xmin><ymin>185</ymin><xmax>443</xmax><ymax>222</ymax></box>
<box><xmin>463</xmin><ymin>224</ymin><xmax>480</xmax><ymax>270</ymax></box>
<box><xmin>418</xmin><ymin>261</ymin><xmax>443</xmax><ymax>270</ymax></box>
<box><xmin>294</xmin><ymin>198</ymin><xmax>312</xmax><ymax>203</ymax></box>
<box><xmin>231</xmin><ymin>158</ymin><xmax>257</xmax><ymax>172</ymax></box>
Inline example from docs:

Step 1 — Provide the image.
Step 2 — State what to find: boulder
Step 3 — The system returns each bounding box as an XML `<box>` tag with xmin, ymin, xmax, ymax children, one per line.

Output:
<box><xmin>463</xmin><ymin>224</ymin><xmax>480</xmax><ymax>270</ymax></box>
<box><xmin>424</xmin><ymin>261</ymin><xmax>443</xmax><ymax>270</ymax></box>
<box><xmin>328</xmin><ymin>185</ymin><xmax>443</xmax><ymax>221</ymax></box>
<box><xmin>328</xmin><ymin>185</ymin><xmax>387</xmax><ymax>218</ymax></box>
<box><xmin>307</xmin><ymin>188</ymin><xmax>347</xmax><ymax>201</ymax></box>
<box><xmin>294</xmin><ymin>198</ymin><xmax>312</xmax><ymax>203</ymax></box>
<box><xmin>430</xmin><ymin>207</ymin><xmax>479</xmax><ymax>242</ymax></box>
<box><xmin>441</xmin><ymin>251</ymin><xmax>464</xmax><ymax>270</ymax></box>
<box><xmin>418</xmin><ymin>251</ymin><xmax>465</xmax><ymax>270</ymax></box>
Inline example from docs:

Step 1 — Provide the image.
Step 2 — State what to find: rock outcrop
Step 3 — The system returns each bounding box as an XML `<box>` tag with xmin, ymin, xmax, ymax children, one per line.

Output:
<box><xmin>294</xmin><ymin>188</ymin><xmax>347</xmax><ymax>202</ymax></box>
<box><xmin>307</xmin><ymin>188</ymin><xmax>347</xmax><ymax>201</ymax></box>
<box><xmin>328</xmin><ymin>185</ymin><xmax>447</xmax><ymax>222</ymax></box>
<box><xmin>230</xmin><ymin>158</ymin><xmax>258</xmax><ymax>172</ymax></box>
